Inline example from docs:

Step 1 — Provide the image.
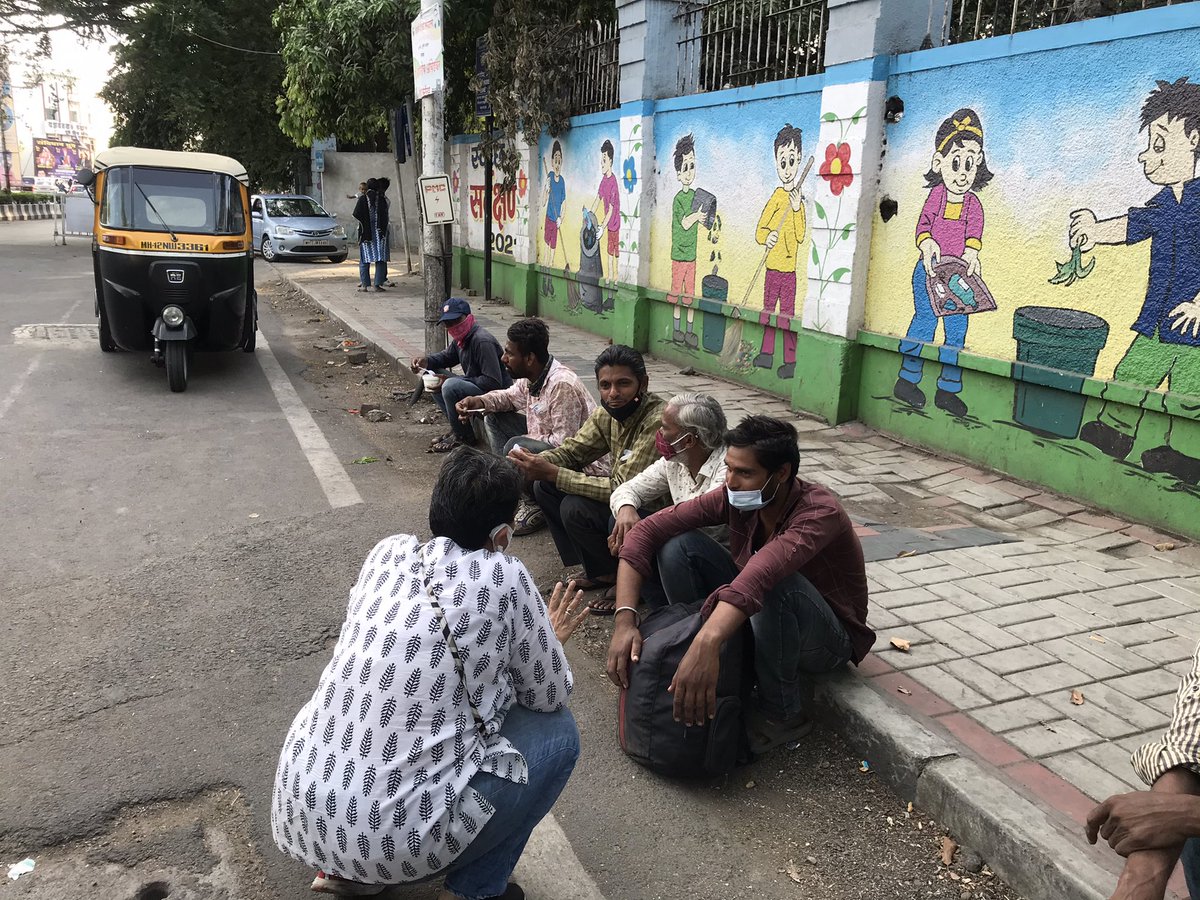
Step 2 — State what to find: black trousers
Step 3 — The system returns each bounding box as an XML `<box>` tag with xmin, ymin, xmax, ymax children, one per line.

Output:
<box><xmin>532</xmin><ymin>481</ymin><xmax>617</xmax><ymax>579</ymax></box>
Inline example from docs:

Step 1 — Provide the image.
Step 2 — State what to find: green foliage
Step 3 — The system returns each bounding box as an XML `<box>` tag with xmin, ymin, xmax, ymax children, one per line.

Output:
<box><xmin>0</xmin><ymin>191</ymin><xmax>57</xmax><ymax>203</ymax></box>
<box><xmin>274</xmin><ymin>0</ymin><xmax>420</xmax><ymax>147</ymax></box>
<box><xmin>101</xmin><ymin>0</ymin><xmax>300</xmax><ymax>189</ymax></box>
<box><xmin>474</xmin><ymin>0</ymin><xmax>613</xmax><ymax>183</ymax></box>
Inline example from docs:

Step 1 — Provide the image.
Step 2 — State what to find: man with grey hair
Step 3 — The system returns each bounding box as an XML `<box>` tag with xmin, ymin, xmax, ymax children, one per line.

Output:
<box><xmin>605</xmin><ymin>391</ymin><xmax>728</xmax><ymax>609</ymax></box>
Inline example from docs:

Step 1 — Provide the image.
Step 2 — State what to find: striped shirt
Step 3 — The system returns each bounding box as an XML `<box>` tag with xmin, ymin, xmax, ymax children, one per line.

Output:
<box><xmin>1132</xmin><ymin>640</ymin><xmax>1200</xmax><ymax>785</ymax></box>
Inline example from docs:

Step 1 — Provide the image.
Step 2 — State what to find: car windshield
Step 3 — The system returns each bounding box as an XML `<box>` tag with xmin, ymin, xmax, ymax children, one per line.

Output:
<box><xmin>266</xmin><ymin>197</ymin><xmax>328</xmax><ymax>218</ymax></box>
<box><xmin>100</xmin><ymin>166</ymin><xmax>245</xmax><ymax>235</ymax></box>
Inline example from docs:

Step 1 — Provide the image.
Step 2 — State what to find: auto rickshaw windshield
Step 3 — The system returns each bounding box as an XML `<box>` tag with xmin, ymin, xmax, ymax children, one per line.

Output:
<box><xmin>100</xmin><ymin>166</ymin><xmax>246</xmax><ymax>236</ymax></box>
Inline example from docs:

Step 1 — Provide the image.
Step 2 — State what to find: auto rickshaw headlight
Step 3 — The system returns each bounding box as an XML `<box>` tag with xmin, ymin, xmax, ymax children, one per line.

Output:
<box><xmin>275</xmin><ymin>225</ymin><xmax>295</xmax><ymax>236</ymax></box>
<box><xmin>332</xmin><ymin>225</ymin><xmax>347</xmax><ymax>238</ymax></box>
<box><xmin>162</xmin><ymin>305</ymin><xmax>186</xmax><ymax>328</ymax></box>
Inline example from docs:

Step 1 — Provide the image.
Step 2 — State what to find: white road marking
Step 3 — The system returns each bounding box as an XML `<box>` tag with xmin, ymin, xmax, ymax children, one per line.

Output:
<box><xmin>1</xmin><ymin>300</ymin><xmax>84</xmax><ymax>422</ymax></box>
<box><xmin>255</xmin><ymin>332</ymin><xmax>363</xmax><ymax>509</ymax></box>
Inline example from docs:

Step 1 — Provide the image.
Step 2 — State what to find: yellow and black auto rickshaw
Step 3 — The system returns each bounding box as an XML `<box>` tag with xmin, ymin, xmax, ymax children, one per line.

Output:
<box><xmin>77</xmin><ymin>147</ymin><xmax>257</xmax><ymax>392</ymax></box>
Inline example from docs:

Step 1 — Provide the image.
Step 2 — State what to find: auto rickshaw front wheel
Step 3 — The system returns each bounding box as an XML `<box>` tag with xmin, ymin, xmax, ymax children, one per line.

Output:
<box><xmin>165</xmin><ymin>341</ymin><xmax>189</xmax><ymax>393</ymax></box>
<box><xmin>97</xmin><ymin>307</ymin><xmax>116</xmax><ymax>353</ymax></box>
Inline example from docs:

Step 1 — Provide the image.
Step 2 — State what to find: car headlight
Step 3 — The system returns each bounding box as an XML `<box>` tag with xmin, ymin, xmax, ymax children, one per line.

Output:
<box><xmin>162</xmin><ymin>305</ymin><xmax>185</xmax><ymax>328</ymax></box>
<box><xmin>274</xmin><ymin>225</ymin><xmax>295</xmax><ymax>236</ymax></box>
<box><xmin>332</xmin><ymin>225</ymin><xmax>347</xmax><ymax>238</ymax></box>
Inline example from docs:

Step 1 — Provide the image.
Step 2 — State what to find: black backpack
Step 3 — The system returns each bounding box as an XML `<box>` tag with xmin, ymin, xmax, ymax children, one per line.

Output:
<box><xmin>618</xmin><ymin>602</ymin><xmax>752</xmax><ymax>778</ymax></box>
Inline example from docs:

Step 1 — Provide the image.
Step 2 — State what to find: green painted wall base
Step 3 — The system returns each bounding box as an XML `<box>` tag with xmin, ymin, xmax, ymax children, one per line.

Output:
<box><xmin>793</xmin><ymin>331</ymin><xmax>862</xmax><ymax>425</ymax></box>
<box><xmin>457</xmin><ymin>249</ymin><xmax>537</xmax><ymax>315</ymax></box>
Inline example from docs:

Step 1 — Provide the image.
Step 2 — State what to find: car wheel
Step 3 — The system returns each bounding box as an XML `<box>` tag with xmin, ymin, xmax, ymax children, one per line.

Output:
<box><xmin>261</xmin><ymin>234</ymin><xmax>277</xmax><ymax>262</ymax></box>
<box><xmin>329</xmin><ymin>254</ymin><xmax>348</xmax><ymax>263</ymax></box>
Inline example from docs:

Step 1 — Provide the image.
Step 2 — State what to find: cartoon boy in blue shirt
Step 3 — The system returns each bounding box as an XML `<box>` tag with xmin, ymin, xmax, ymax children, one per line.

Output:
<box><xmin>1069</xmin><ymin>77</ymin><xmax>1200</xmax><ymax>485</ymax></box>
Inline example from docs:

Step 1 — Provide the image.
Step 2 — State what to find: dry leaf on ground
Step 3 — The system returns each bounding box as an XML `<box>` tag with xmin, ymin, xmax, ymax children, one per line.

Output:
<box><xmin>941</xmin><ymin>836</ymin><xmax>958</xmax><ymax>866</ymax></box>
<box><xmin>1089</xmin><ymin>634</ymin><xmax>1106</xmax><ymax>643</ymax></box>
<box><xmin>897</xmin><ymin>687</ymin><xmax>912</xmax><ymax>695</ymax></box>
<box><xmin>1155</xmin><ymin>542</ymin><xmax>1177</xmax><ymax>551</ymax></box>
<box><xmin>785</xmin><ymin>860</ymin><xmax>803</xmax><ymax>884</ymax></box>
<box><xmin>890</xmin><ymin>637</ymin><xmax>911</xmax><ymax>653</ymax></box>
<box><xmin>1070</xmin><ymin>690</ymin><xmax>1085</xmax><ymax>706</ymax></box>
<box><xmin>897</xmin><ymin>549</ymin><xmax>917</xmax><ymax>558</ymax></box>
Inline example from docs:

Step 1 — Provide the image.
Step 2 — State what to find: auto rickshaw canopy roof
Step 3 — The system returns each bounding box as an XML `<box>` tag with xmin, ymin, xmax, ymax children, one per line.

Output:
<box><xmin>94</xmin><ymin>147</ymin><xmax>249</xmax><ymax>185</ymax></box>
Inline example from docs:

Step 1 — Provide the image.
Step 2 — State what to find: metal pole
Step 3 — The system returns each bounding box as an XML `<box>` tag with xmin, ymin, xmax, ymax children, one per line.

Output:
<box><xmin>420</xmin><ymin>0</ymin><xmax>447</xmax><ymax>355</ymax></box>
<box><xmin>389</xmin><ymin>115</ymin><xmax>415</xmax><ymax>274</ymax></box>
<box><xmin>0</xmin><ymin>127</ymin><xmax>10</xmax><ymax>193</ymax></box>
<box><xmin>483</xmin><ymin>114</ymin><xmax>493</xmax><ymax>302</ymax></box>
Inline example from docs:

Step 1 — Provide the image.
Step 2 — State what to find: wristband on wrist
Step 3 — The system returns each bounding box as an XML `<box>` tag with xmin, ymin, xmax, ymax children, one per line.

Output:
<box><xmin>613</xmin><ymin>606</ymin><xmax>641</xmax><ymax>627</ymax></box>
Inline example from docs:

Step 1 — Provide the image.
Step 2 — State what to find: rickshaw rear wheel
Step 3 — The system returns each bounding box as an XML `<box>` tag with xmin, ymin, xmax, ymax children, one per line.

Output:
<box><xmin>165</xmin><ymin>341</ymin><xmax>189</xmax><ymax>392</ymax></box>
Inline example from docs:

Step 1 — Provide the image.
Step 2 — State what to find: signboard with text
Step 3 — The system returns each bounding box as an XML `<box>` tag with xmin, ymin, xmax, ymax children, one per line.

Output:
<box><xmin>411</xmin><ymin>7</ymin><xmax>444</xmax><ymax>99</ymax></box>
<box><xmin>474</xmin><ymin>36</ymin><xmax>491</xmax><ymax>118</ymax></box>
<box><xmin>418</xmin><ymin>174</ymin><xmax>455</xmax><ymax>224</ymax></box>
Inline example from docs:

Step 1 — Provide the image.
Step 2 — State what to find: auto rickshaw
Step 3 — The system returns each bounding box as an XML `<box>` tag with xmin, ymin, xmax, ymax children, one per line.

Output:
<box><xmin>76</xmin><ymin>147</ymin><xmax>258</xmax><ymax>392</ymax></box>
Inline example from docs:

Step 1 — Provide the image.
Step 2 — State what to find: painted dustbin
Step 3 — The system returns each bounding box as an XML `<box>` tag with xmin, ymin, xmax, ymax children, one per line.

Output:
<box><xmin>577</xmin><ymin>208</ymin><xmax>604</xmax><ymax>313</ymax></box>
<box><xmin>1011</xmin><ymin>306</ymin><xmax>1109</xmax><ymax>439</ymax></box>
<box><xmin>698</xmin><ymin>271</ymin><xmax>728</xmax><ymax>354</ymax></box>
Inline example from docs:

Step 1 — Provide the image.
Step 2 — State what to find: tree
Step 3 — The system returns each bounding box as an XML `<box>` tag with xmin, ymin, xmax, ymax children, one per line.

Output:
<box><xmin>1</xmin><ymin>0</ymin><xmax>139</xmax><ymax>36</ymax></box>
<box><xmin>274</xmin><ymin>0</ymin><xmax>421</xmax><ymax>147</ymax></box>
<box><xmin>101</xmin><ymin>0</ymin><xmax>300</xmax><ymax>189</ymax></box>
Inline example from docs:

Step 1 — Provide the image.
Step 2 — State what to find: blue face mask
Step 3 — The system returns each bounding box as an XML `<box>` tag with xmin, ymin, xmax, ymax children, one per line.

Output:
<box><xmin>726</xmin><ymin>475</ymin><xmax>780</xmax><ymax>512</ymax></box>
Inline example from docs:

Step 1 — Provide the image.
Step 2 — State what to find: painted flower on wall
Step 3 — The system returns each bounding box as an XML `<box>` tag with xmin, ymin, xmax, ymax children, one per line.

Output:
<box><xmin>819</xmin><ymin>143</ymin><xmax>854</xmax><ymax>196</ymax></box>
<box><xmin>622</xmin><ymin>155</ymin><xmax>638</xmax><ymax>193</ymax></box>
<box><xmin>517</xmin><ymin>169</ymin><xmax>528</xmax><ymax>199</ymax></box>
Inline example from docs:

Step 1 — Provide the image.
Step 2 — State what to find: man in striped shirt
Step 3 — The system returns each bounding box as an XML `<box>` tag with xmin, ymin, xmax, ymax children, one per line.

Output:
<box><xmin>1087</xmin><ymin>641</ymin><xmax>1200</xmax><ymax>899</ymax></box>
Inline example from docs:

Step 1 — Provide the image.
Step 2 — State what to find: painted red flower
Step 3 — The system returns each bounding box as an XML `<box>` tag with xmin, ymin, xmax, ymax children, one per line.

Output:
<box><xmin>819</xmin><ymin>142</ymin><xmax>854</xmax><ymax>196</ymax></box>
<box><xmin>517</xmin><ymin>169</ymin><xmax>528</xmax><ymax>199</ymax></box>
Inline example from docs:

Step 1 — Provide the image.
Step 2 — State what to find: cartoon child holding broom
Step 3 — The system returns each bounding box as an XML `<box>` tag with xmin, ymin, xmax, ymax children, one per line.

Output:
<box><xmin>751</xmin><ymin>124</ymin><xmax>809</xmax><ymax>380</ymax></box>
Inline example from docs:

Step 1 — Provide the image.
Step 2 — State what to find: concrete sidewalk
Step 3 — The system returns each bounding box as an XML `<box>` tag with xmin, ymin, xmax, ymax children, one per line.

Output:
<box><xmin>272</xmin><ymin>259</ymin><xmax>1199</xmax><ymax>900</ymax></box>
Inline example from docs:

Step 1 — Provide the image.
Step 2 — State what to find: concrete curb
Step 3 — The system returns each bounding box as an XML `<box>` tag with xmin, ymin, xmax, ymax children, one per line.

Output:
<box><xmin>276</xmin><ymin>265</ymin><xmax>1120</xmax><ymax>900</ymax></box>
<box><xmin>817</xmin><ymin>671</ymin><xmax>1120</xmax><ymax>900</ymax></box>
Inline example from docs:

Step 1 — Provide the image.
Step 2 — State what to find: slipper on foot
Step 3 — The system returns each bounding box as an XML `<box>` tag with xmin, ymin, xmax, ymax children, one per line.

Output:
<box><xmin>585</xmin><ymin>584</ymin><xmax>619</xmax><ymax>615</ymax></box>
<box><xmin>311</xmin><ymin>870</ymin><xmax>385</xmax><ymax>896</ymax></box>
<box><xmin>744</xmin><ymin>707</ymin><xmax>813</xmax><ymax>755</ymax></box>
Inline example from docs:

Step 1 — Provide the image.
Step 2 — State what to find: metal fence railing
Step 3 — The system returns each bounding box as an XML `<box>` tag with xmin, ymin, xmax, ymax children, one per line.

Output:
<box><xmin>675</xmin><ymin>0</ymin><xmax>827</xmax><ymax>96</ymax></box>
<box><xmin>569</xmin><ymin>19</ymin><xmax>620</xmax><ymax>116</ymax></box>
<box><xmin>944</xmin><ymin>0</ymin><xmax>1185</xmax><ymax>44</ymax></box>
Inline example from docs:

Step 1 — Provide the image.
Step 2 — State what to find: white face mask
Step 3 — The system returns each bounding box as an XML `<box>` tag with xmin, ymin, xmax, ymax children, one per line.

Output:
<box><xmin>488</xmin><ymin>522</ymin><xmax>513</xmax><ymax>553</ymax></box>
<box><xmin>726</xmin><ymin>475</ymin><xmax>780</xmax><ymax>512</ymax></box>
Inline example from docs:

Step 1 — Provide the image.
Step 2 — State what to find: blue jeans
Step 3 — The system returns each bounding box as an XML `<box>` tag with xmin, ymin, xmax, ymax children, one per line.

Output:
<box><xmin>655</xmin><ymin>531</ymin><xmax>852</xmax><ymax>721</ymax></box>
<box><xmin>433</xmin><ymin>376</ymin><xmax>486</xmax><ymax>442</ymax></box>
<box><xmin>442</xmin><ymin>705</ymin><xmax>580</xmax><ymax>899</ymax></box>
<box><xmin>358</xmin><ymin>258</ymin><xmax>385</xmax><ymax>287</ymax></box>
<box><xmin>1184</xmin><ymin>837</ymin><xmax>1200</xmax><ymax>900</ymax></box>
<box><xmin>898</xmin><ymin>260</ymin><xmax>968</xmax><ymax>394</ymax></box>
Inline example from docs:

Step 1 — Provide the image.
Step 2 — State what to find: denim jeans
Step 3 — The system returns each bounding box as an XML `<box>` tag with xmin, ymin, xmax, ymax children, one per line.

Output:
<box><xmin>433</xmin><ymin>376</ymin><xmax>486</xmax><ymax>442</ymax></box>
<box><xmin>898</xmin><ymin>260</ymin><xmax>968</xmax><ymax>394</ymax></box>
<box><xmin>482</xmin><ymin>412</ymin><xmax>533</xmax><ymax>456</ymax></box>
<box><xmin>654</xmin><ymin>530</ymin><xmax>852</xmax><ymax>721</ymax></box>
<box><xmin>1184</xmin><ymin>837</ymin><xmax>1200</xmax><ymax>900</ymax></box>
<box><xmin>358</xmin><ymin>258</ymin><xmax>385</xmax><ymax>287</ymax></box>
<box><xmin>442</xmin><ymin>705</ymin><xmax>580</xmax><ymax>899</ymax></box>
<box><xmin>532</xmin><ymin>481</ymin><xmax>616</xmax><ymax>579</ymax></box>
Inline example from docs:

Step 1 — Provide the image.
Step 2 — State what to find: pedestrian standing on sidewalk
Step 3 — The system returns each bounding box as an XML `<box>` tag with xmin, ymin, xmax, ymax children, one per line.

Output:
<box><xmin>353</xmin><ymin>179</ymin><xmax>389</xmax><ymax>292</ymax></box>
<box><xmin>453</xmin><ymin>318</ymin><xmax>607</xmax><ymax>537</ymax></box>
<box><xmin>1086</xmin><ymin>639</ymin><xmax>1200</xmax><ymax>900</ymax></box>
<box><xmin>270</xmin><ymin>447</ymin><xmax>590</xmax><ymax>900</ymax></box>
<box><xmin>507</xmin><ymin>345</ymin><xmax>664</xmax><ymax>610</ymax></box>
<box><xmin>411</xmin><ymin>298</ymin><xmax>511</xmax><ymax>453</ymax></box>
<box><xmin>377</xmin><ymin>176</ymin><xmax>398</xmax><ymax>288</ymax></box>
<box><xmin>607</xmin><ymin>415</ymin><xmax>874</xmax><ymax>753</ymax></box>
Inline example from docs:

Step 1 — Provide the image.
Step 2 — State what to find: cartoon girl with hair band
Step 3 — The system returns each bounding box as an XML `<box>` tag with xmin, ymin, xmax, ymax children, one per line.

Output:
<box><xmin>894</xmin><ymin>108</ymin><xmax>995</xmax><ymax>419</ymax></box>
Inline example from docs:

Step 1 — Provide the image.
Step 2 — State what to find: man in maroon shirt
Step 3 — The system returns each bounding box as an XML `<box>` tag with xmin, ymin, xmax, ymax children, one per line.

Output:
<box><xmin>606</xmin><ymin>415</ymin><xmax>873</xmax><ymax>752</ymax></box>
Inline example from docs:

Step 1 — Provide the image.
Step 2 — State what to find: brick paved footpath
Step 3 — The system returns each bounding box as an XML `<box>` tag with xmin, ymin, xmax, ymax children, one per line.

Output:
<box><xmin>273</xmin><ymin>262</ymin><xmax>1200</xmax><ymax>896</ymax></box>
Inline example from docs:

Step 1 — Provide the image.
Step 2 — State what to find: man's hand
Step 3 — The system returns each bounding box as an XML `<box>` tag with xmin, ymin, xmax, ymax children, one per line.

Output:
<box><xmin>963</xmin><ymin>246</ymin><xmax>982</xmax><ymax>279</ymax></box>
<box><xmin>1108</xmin><ymin>848</ymin><xmax>1182</xmax><ymax>900</ymax></box>
<box><xmin>507</xmin><ymin>445</ymin><xmax>559</xmax><ymax>483</ymax></box>
<box><xmin>410</xmin><ymin>356</ymin><xmax>427</xmax><ymax>373</ymax></box>
<box><xmin>455</xmin><ymin>396</ymin><xmax>485</xmax><ymax>423</ymax></box>
<box><xmin>919</xmin><ymin>236</ymin><xmax>942</xmax><ymax>273</ymax></box>
<box><xmin>668</xmin><ymin>636</ymin><xmax>721</xmax><ymax>726</ymax></box>
<box><xmin>606</xmin><ymin>615</ymin><xmax>643</xmax><ymax>689</ymax></box>
<box><xmin>789</xmin><ymin>185</ymin><xmax>804</xmax><ymax>212</ymax></box>
<box><xmin>765</xmin><ymin>230</ymin><xmax>780</xmax><ymax>250</ymax></box>
<box><xmin>546</xmin><ymin>580</ymin><xmax>590</xmax><ymax>645</ymax></box>
<box><xmin>608</xmin><ymin>505</ymin><xmax>641</xmax><ymax>556</ymax></box>
<box><xmin>1069</xmin><ymin>208</ymin><xmax>1100</xmax><ymax>253</ymax></box>
<box><xmin>1170</xmin><ymin>298</ymin><xmax>1200</xmax><ymax>339</ymax></box>
<box><xmin>1088</xmin><ymin>791</ymin><xmax>1200</xmax><ymax>856</ymax></box>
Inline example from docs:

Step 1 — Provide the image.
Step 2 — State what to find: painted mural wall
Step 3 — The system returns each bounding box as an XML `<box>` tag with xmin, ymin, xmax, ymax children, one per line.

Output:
<box><xmin>861</xmin><ymin>24</ymin><xmax>1200</xmax><ymax>504</ymax></box>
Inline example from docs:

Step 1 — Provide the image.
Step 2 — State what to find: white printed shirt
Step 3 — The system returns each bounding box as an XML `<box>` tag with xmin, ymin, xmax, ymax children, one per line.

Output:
<box><xmin>609</xmin><ymin>447</ymin><xmax>729</xmax><ymax>542</ymax></box>
<box><xmin>271</xmin><ymin>535</ymin><xmax>573</xmax><ymax>884</ymax></box>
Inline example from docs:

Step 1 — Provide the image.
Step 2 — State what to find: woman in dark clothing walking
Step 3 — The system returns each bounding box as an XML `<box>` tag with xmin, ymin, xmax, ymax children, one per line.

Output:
<box><xmin>353</xmin><ymin>178</ymin><xmax>389</xmax><ymax>292</ymax></box>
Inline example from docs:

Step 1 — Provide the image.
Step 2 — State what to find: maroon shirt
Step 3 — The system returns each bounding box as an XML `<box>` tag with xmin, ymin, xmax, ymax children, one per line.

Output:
<box><xmin>619</xmin><ymin>479</ymin><xmax>874</xmax><ymax>664</ymax></box>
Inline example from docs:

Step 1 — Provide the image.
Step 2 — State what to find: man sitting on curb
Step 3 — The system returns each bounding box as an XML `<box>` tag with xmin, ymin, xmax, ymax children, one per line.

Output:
<box><xmin>454</xmin><ymin>317</ymin><xmax>606</xmax><ymax>536</ymax></box>
<box><xmin>607</xmin><ymin>391</ymin><xmax>728</xmax><ymax>605</ymax></box>
<box><xmin>1087</xmin><ymin>638</ymin><xmax>1200</xmax><ymax>900</ymax></box>
<box><xmin>410</xmin><ymin>297</ymin><xmax>510</xmax><ymax>453</ymax></box>
<box><xmin>606</xmin><ymin>415</ymin><xmax>874</xmax><ymax>753</ymax></box>
<box><xmin>508</xmin><ymin>345</ymin><xmax>663</xmax><ymax>609</ymax></box>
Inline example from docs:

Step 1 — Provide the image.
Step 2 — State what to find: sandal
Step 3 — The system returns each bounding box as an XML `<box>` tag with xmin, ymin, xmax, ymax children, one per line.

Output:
<box><xmin>311</xmin><ymin>869</ymin><xmax>384</xmax><ymax>895</ymax></box>
<box><xmin>585</xmin><ymin>585</ymin><xmax>619</xmax><ymax>615</ymax></box>
<box><xmin>429</xmin><ymin>434</ymin><xmax>462</xmax><ymax>453</ymax></box>
<box><xmin>744</xmin><ymin>706</ymin><xmax>813</xmax><ymax>755</ymax></box>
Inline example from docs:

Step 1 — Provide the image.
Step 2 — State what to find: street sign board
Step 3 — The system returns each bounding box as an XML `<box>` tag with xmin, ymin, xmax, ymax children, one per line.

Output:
<box><xmin>411</xmin><ymin>6</ymin><xmax>444</xmax><ymax>100</ymax></box>
<box><xmin>474</xmin><ymin>36</ymin><xmax>491</xmax><ymax>118</ymax></box>
<box><xmin>418</xmin><ymin>174</ymin><xmax>455</xmax><ymax>224</ymax></box>
<box><xmin>313</xmin><ymin>148</ymin><xmax>325</xmax><ymax>173</ymax></box>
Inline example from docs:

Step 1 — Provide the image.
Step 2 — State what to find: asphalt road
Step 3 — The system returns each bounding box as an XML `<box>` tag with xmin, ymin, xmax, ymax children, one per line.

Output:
<box><xmin>0</xmin><ymin>222</ymin><xmax>1020</xmax><ymax>900</ymax></box>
